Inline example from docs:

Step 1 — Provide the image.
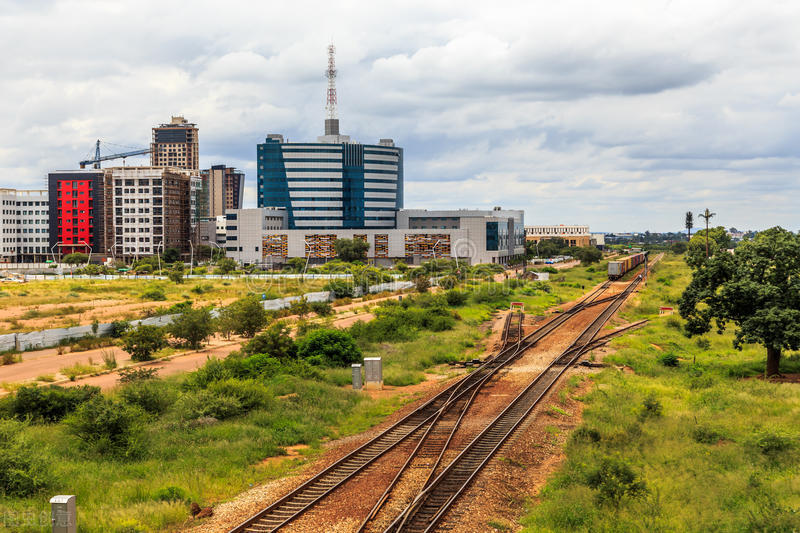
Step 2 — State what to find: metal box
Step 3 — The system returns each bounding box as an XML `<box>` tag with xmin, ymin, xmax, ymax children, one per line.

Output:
<box><xmin>364</xmin><ymin>357</ymin><xmax>383</xmax><ymax>390</ymax></box>
<box><xmin>352</xmin><ymin>364</ymin><xmax>362</xmax><ymax>390</ymax></box>
<box><xmin>50</xmin><ymin>495</ymin><xmax>76</xmax><ymax>533</ymax></box>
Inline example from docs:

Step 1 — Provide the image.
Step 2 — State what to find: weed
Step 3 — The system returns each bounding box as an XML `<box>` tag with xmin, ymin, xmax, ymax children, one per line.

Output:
<box><xmin>36</xmin><ymin>374</ymin><xmax>56</xmax><ymax>383</ymax></box>
<box><xmin>101</xmin><ymin>348</ymin><xmax>118</xmax><ymax>370</ymax></box>
<box><xmin>118</xmin><ymin>367</ymin><xmax>159</xmax><ymax>384</ymax></box>
<box><xmin>60</xmin><ymin>362</ymin><xmax>97</xmax><ymax>381</ymax></box>
<box><xmin>659</xmin><ymin>352</ymin><xmax>679</xmax><ymax>367</ymax></box>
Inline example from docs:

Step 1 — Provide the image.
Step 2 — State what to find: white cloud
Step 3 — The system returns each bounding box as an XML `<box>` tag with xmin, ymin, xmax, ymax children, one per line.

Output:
<box><xmin>0</xmin><ymin>0</ymin><xmax>798</xmax><ymax>231</ymax></box>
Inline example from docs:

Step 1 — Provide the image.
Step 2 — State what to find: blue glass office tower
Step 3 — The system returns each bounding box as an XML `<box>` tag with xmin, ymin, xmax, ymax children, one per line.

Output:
<box><xmin>257</xmin><ymin>134</ymin><xmax>403</xmax><ymax>230</ymax></box>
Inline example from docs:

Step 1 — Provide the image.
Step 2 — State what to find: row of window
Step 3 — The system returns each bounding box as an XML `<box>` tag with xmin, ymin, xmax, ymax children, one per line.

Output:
<box><xmin>1</xmin><ymin>201</ymin><xmax>48</xmax><ymax>206</ymax></box>
<box><xmin>114</xmin><ymin>179</ymin><xmax>162</xmax><ymax>186</ymax></box>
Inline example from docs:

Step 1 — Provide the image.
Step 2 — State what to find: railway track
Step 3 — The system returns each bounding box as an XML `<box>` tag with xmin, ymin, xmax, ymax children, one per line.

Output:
<box><xmin>386</xmin><ymin>276</ymin><xmax>642</xmax><ymax>532</ymax></box>
<box><xmin>229</xmin><ymin>283</ymin><xmax>612</xmax><ymax>533</ymax></box>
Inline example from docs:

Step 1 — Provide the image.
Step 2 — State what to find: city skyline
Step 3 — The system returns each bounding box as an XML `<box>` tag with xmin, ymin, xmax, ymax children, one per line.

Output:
<box><xmin>1</xmin><ymin>1</ymin><xmax>799</xmax><ymax>232</ymax></box>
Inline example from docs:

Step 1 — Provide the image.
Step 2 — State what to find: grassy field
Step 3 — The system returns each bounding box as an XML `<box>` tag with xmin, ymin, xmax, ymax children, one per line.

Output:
<box><xmin>522</xmin><ymin>254</ymin><xmax>800</xmax><ymax>532</ymax></box>
<box><xmin>0</xmin><ymin>277</ymin><xmax>326</xmax><ymax>333</ymax></box>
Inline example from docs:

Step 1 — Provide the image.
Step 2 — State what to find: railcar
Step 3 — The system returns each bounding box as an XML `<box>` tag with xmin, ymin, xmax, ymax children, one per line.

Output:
<box><xmin>608</xmin><ymin>251</ymin><xmax>648</xmax><ymax>280</ymax></box>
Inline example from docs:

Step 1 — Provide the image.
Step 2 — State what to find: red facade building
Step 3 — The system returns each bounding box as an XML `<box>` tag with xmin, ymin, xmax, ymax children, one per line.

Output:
<box><xmin>48</xmin><ymin>170</ymin><xmax>107</xmax><ymax>259</ymax></box>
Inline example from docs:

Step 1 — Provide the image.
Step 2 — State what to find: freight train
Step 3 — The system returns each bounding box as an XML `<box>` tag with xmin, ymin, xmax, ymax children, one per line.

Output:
<box><xmin>608</xmin><ymin>251</ymin><xmax>648</xmax><ymax>280</ymax></box>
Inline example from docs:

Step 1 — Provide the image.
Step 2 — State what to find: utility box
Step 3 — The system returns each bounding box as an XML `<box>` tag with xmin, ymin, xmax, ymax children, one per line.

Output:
<box><xmin>50</xmin><ymin>495</ymin><xmax>76</xmax><ymax>533</ymax></box>
<box><xmin>352</xmin><ymin>363</ymin><xmax>362</xmax><ymax>390</ymax></box>
<box><xmin>364</xmin><ymin>357</ymin><xmax>383</xmax><ymax>390</ymax></box>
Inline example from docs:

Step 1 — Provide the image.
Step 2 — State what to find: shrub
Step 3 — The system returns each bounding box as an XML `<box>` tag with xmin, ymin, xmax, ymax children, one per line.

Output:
<box><xmin>242</xmin><ymin>323</ymin><xmax>297</xmax><ymax>360</ymax></box>
<box><xmin>665</xmin><ymin>316</ymin><xmax>682</xmax><ymax>329</ymax></box>
<box><xmin>118</xmin><ymin>367</ymin><xmax>159</xmax><ymax>384</ymax></box>
<box><xmin>414</xmin><ymin>275</ymin><xmax>431</xmax><ymax>293</ymax></box>
<box><xmin>140</xmin><ymin>286</ymin><xmax>166</xmax><ymax>301</ymax></box>
<box><xmin>215</xmin><ymin>257</ymin><xmax>237</xmax><ymax>275</ymax></box>
<box><xmin>217</xmin><ymin>296</ymin><xmax>268</xmax><ymax>338</ymax></box>
<box><xmin>585</xmin><ymin>458</ymin><xmax>648</xmax><ymax>508</ymax></box>
<box><xmin>296</xmin><ymin>328</ymin><xmax>362</xmax><ymax>367</ymax></box>
<box><xmin>309</xmin><ymin>300</ymin><xmax>334</xmax><ymax>316</ymax></box>
<box><xmin>445</xmin><ymin>290</ymin><xmax>469</xmax><ymax>306</ymax></box>
<box><xmin>190</xmin><ymin>283</ymin><xmax>213</xmax><ymax>295</ymax></box>
<box><xmin>8</xmin><ymin>385</ymin><xmax>100</xmax><ymax>422</ymax></box>
<box><xmin>692</xmin><ymin>426</ymin><xmax>723</xmax><ymax>444</ymax></box>
<box><xmin>206</xmin><ymin>379</ymin><xmax>273</xmax><ymax>412</ymax></box>
<box><xmin>119</xmin><ymin>380</ymin><xmax>176</xmax><ymax>415</ymax></box>
<box><xmin>122</xmin><ymin>325</ymin><xmax>167</xmax><ymax>362</ymax></box>
<box><xmin>65</xmin><ymin>396</ymin><xmax>146</xmax><ymax>458</ymax></box>
<box><xmin>640</xmin><ymin>395</ymin><xmax>663</xmax><ymax>419</ymax></box>
<box><xmin>153</xmin><ymin>486</ymin><xmax>187</xmax><ymax>502</ymax></box>
<box><xmin>174</xmin><ymin>390</ymin><xmax>242</xmax><ymax>421</ymax></box>
<box><xmin>0</xmin><ymin>420</ymin><xmax>50</xmax><ymax>497</ymax></box>
<box><xmin>752</xmin><ymin>431</ymin><xmax>794</xmax><ymax>456</ymax></box>
<box><xmin>695</xmin><ymin>337</ymin><xmax>711</xmax><ymax>350</ymax></box>
<box><xmin>109</xmin><ymin>320</ymin><xmax>130</xmax><ymax>338</ymax></box>
<box><xmin>438</xmin><ymin>275</ymin><xmax>458</xmax><ymax>290</ymax></box>
<box><xmin>168</xmin><ymin>308</ymin><xmax>214</xmax><ymax>349</ymax></box>
<box><xmin>659</xmin><ymin>353</ymin><xmax>679</xmax><ymax>367</ymax></box>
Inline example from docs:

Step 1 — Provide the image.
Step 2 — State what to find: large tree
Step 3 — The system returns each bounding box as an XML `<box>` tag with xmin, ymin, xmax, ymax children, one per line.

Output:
<box><xmin>685</xmin><ymin>226</ymin><xmax>731</xmax><ymax>269</ymax></box>
<box><xmin>685</xmin><ymin>211</ymin><xmax>694</xmax><ymax>241</ymax></box>
<box><xmin>679</xmin><ymin>227</ymin><xmax>800</xmax><ymax>376</ymax></box>
<box><xmin>335</xmin><ymin>238</ymin><xmax>370</xmax><ymax>262</ymax></box>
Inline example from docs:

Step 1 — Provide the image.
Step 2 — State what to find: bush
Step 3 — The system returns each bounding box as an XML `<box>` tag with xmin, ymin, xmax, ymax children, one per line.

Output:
<box><xmin>692</xmin><ymin>426</ymin><xmax>723</xmax><ymax>444</ymax></box>
<box><xmin>309</xmin><ymin>300</ymin><xmax>334</xmax><ymax>316</ymax></box>
<box><xmin>174</xmin><ymin>390</ymin><xmax>242</xmax><ymax>421</ymax></box>
<box><xmin>640</xmin><ymin>395</ymin><xmax>663</xmax><ymax>419</ymax></box>
<box><xmin>296</xmin><ymin>328</ymin><xmax>362</xmax><ymax>367</ymax></box>
<box><xmin>119</xmin><ymin>380</ymin><xmax>176</xmax><ymax>415</ymax></box>
<box><xmin>215</xmin><ymin>257</ymin><xmax>237</xmax><ymax>275</ymax></box>
<box><xmin>118</xmin><ymin>367</ymin><xmax>159</xmax><ymax>384</ymax></box>
<box><xmin>65</xmin><ymin>396</ymin><xmax>146</xmax><ymax>458</ymax></box>
<box><xmin>168</xmin><ymin>308</ymin><xmax>214</xmax><ymax>349</ymax></box>
<box><xmin>752</xmin><ymin>431</ymin><xmax>794</xmax><ymax>456</ymax></box>
<box><xmin>122</xmin><ymin>325</ymin><xmax>167</xmax><ymax>362</ymax></box>
<box><xmin>445</xmin><ymin>290</ymin><xmax>469</xmax><ymax>306</ymax></box>
<box><xmin>659</xmin><ymin>353</ymin><xmax>679</xmax><ymax>367</ymax></box>
<box><xmin>140</xmin><ymin>286</ymin><xmax>166</xmax><ymax>301</ymax></box>
<box><xmin>217</xmin><ymin>296</ymin><xmax>269</xmax><ymax>338</ymax></box>
<box><xmin>243</xmin><ymin>323</ymin><xmax>297</xmax><ymax>360</ymax></box>
<box><xmin>0</xmin><ymin>420</ymin><xmax>50</xmax><ymax>497</ymax></box>
<box><xmin>414</xmin><ymin>275</ymin><xmax>431</xmax><ymax>293</ymax></box>
<box><xmin>438</xmin><ymin>275</ymin><xmax>458</xmax><ymax>290</ymax></box>
<box><xmin>586</xmin><ymin>458</ymin><xmax>648</xmax><ymax>508</ymax></box>
<box><xmin>109</xmin><ymin>320</ymin><xmax>130</xmax><ymax>338</ymax></box>
<box><xmin>153</xmin><ymin>486</ymin><xmax>187</xmax><ymax>502</ymax></box>
<box><xmin>206</xmin><ymin>379</ymin><xmax>274</xmax><ymax>412</ymax></box>
<box><xmin>7</xmin><ymin>385</ymin><xmax>100</xmax><ymax>422</ymax></box>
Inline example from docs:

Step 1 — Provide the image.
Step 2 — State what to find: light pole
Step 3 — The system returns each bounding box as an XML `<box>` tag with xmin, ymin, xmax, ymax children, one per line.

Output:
<box><xmin>79</xmin><ymin>241</ymin><xmax>92</xmax><ymax>267</ymax></box>
<box><xmin>302</xmin><ymin>240</ymin><xmax>311</xmax><ymax>281</ymax></box>
<box><xmin>208</xmin><ymin>241</ymin><xmax>222</xmax><ymax>263</ymax></box>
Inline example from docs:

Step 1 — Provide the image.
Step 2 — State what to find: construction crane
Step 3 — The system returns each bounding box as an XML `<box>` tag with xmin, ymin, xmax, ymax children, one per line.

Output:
<box><xmin>79</xmin><ymin>139</ymin><xmax>152</xmax><ymax>169</ymax></box>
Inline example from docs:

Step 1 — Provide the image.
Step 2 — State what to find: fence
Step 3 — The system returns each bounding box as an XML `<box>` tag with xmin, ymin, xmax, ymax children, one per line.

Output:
<box><xmin>3</xmin><ymin>280</ymin><xmax>416</xmax><ymax>352</ymax></box>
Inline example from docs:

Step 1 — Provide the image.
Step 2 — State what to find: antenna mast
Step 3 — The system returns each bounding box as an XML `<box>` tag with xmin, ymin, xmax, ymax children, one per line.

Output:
<box><xmin>324</xmin><ymin>44</ymin><xmax>340</xmax><ymax>136</ymax></box>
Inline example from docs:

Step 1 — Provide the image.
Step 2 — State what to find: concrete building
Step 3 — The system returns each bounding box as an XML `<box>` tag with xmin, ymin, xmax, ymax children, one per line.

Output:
<box><xmin>151</xmin><ymin>116</ymin><xmax>199</xmax><ymax>171</ymax></box>
<box><xmin>524</xmin><ymin>225</ymin><xmax>591</xmax><ymax>247</ymax></box>
<box><xmin>106</xmin><ymin>167</ymin><xmax>194</xmax><ymax>260</ymax></box>
<box><xmin>590</xmin><ymin>233</ymin><xmax>606</xmax><ymax>250</ymax></box>
<box><xmin>198</xmin><ymin>215</ymin><xmax>227</xmax><ymax>249</ymax></box>
<box><xmin>198</xmin><ymin>165</ymin><xmax>245</xmax><ymax>219</ymax></box>
<box><xmin>225</xmin><ymin>207</ymin><xmax>524</xmax><ymax>266</ymax></box>
<box><xmin>48</xmin><ymin>170</ymin><xmax>108</xmax><ymax>259</ymax></box>
<box><xmin>0</xmin><ymin>189</ymin><xmax>50</xmax><ymax>263</ymax></box>
<box><xmin>257</xmin><ymin>134</ymin><xmax>402</xmax><ymax>230</ymax></box>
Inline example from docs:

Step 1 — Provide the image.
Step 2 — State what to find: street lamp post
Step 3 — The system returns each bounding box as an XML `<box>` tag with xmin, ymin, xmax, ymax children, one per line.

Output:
<box><xmin>156</xmin><ymin>241</ymin><xmax>164</xmax><ymax>274</ymax></box>
<box><xmin>79</xmin><ymin>241</ymin><xmax>92</xmax><ymax>267</ymax></box>
<box><xmin>302</xmin><ymin>240</ymin><xmax>312</xmax><ymax>282</ymax></box>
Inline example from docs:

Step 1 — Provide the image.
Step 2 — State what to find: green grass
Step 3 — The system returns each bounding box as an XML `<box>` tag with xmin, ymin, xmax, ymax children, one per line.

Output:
<box><xmin>521</xmin><ymin>254</ymin><xmax>800</xmax><ymax>532</ymax></box>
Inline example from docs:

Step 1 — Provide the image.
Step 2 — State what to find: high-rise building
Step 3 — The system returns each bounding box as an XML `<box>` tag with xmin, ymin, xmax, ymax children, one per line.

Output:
<box><xmin>48</xmin><ymin>170</ymin><xmax>108</xmax><ymax>259</ymax></box>
<box><xmin>106</xmin><ymin>167</ymin><xmax>194</xmax><ymax>260</ymax></box>
<box><xmin>150</xmin><ymin>116</ymin><xmax>199</xmax><ymax>171</ymax></box>
<box><xmin>0</xmin><ymin>189</ymin><xmax>50</xmax><ymax>263</ymax></box>
<box><xmin>256</xmin><ymin>45</ymin><xmax>403</xmax><ymax>230</ymax></box>
<box><xmin>257</xmin><ymin>136</ymin><xmax>403</xmax><ymax>230</ymax></box>
<box><xmin>198</xmin><ymin>165</ymin><xmax>245</xmax><ymax>219</ymax></box>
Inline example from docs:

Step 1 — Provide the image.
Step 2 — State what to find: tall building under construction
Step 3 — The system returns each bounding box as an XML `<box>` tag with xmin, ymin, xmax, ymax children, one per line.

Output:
<box><xmin>151</xmin><ymin>116</ymin><xmax>199</xmax><ymax>171</ymax></box>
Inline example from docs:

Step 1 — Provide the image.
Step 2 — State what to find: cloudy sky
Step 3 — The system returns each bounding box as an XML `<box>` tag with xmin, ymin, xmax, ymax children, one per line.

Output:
<box><xmin>1</xmin><ymin>0</ymin><xmax>798</xmax><ymax>232</ymax></box>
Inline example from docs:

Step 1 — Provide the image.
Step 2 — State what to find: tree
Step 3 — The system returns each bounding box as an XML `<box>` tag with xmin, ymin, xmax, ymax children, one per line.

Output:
<box><xmin>242</xmin><ymin>323</ymin><xmax>297</xmax><ymax>360</ymax></box>
<box><xmin>335</xmin><ymin>238</ymin><xmax>370</xmax><ymax>262</ymax></box>
<box><xmin>122</xmin><ymin>325</ymin><xmax>167</xmax><ymax>362</ymax></box>
<box><xmin>685</xmin><ymin>211</ymin><xmax>694</xmax><ymax>241</ymax></box>
<box><xmin>686</xmin><ymin>226</ymin><xmax>731</xmax><ymax>269</ymax></box>
<box><xmin>63</xmin><ymin>252</ymin><xmax>88</xmax><ymax>266</ymax></box>
<box><xmin>167</xmin><ymin>262</ymin><xmax>184</xmax><ymax>284</ymax></box>
<box><xmin>698</xmin><ymin>208</ymin><xmax>716</xmax><ymax>257</ymax></box>
<box><xmin>162</xmin><ymin>247</ymin><xmax>181</xmax><ymax>264</ymax></box>
<box><xmin>288</xmin><ymin>297</ymin><xmax>311</xmax><ymax>318</ymax></box>
<box><xmin>215</xmin><ymin>257</ymin><xmax>237</xmax><ymax>275</ymax></box>
<box><xmin>573</xmin><ymin>246</ymin><xmax>602</xmax><ymax>265</ymax></box>
<box><xmin>679</xmin><ymin>227</ymin><xmax>800</xmax><ymax>377</ymax></box>
<box><xmin>536</xmin><ymin>238</ymin><xmax>568</xmax><ymax>259</ymax></box>
<box><xmin>670</xmin><ymin>241</ymin><xmax>688</xmax><ymax>254</ymax></box>
<box><xmin>168</xmin><ymin>308</ymin><xmax>214</xmax><ymax>349</ymax></box>
<box><xmin>217</xmin><ymin>296</ymin><xmax>268</xmax><ymax>338</ymax></box>
<box><xmin>414</xmin><ymin>273</ymin><xmax>431</xmax><ymax>293</ymax></box>
<box><xmin>296</xmin><ymin>328</ymin><xmax>362</xmax><ymax>367</ymax></box>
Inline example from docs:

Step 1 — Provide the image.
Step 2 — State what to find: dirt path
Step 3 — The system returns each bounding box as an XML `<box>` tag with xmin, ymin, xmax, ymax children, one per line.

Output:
<box><xmin>0</xmin><ymin>293</ymin><xmax>407</xmax><ymax>392</ymax></box>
